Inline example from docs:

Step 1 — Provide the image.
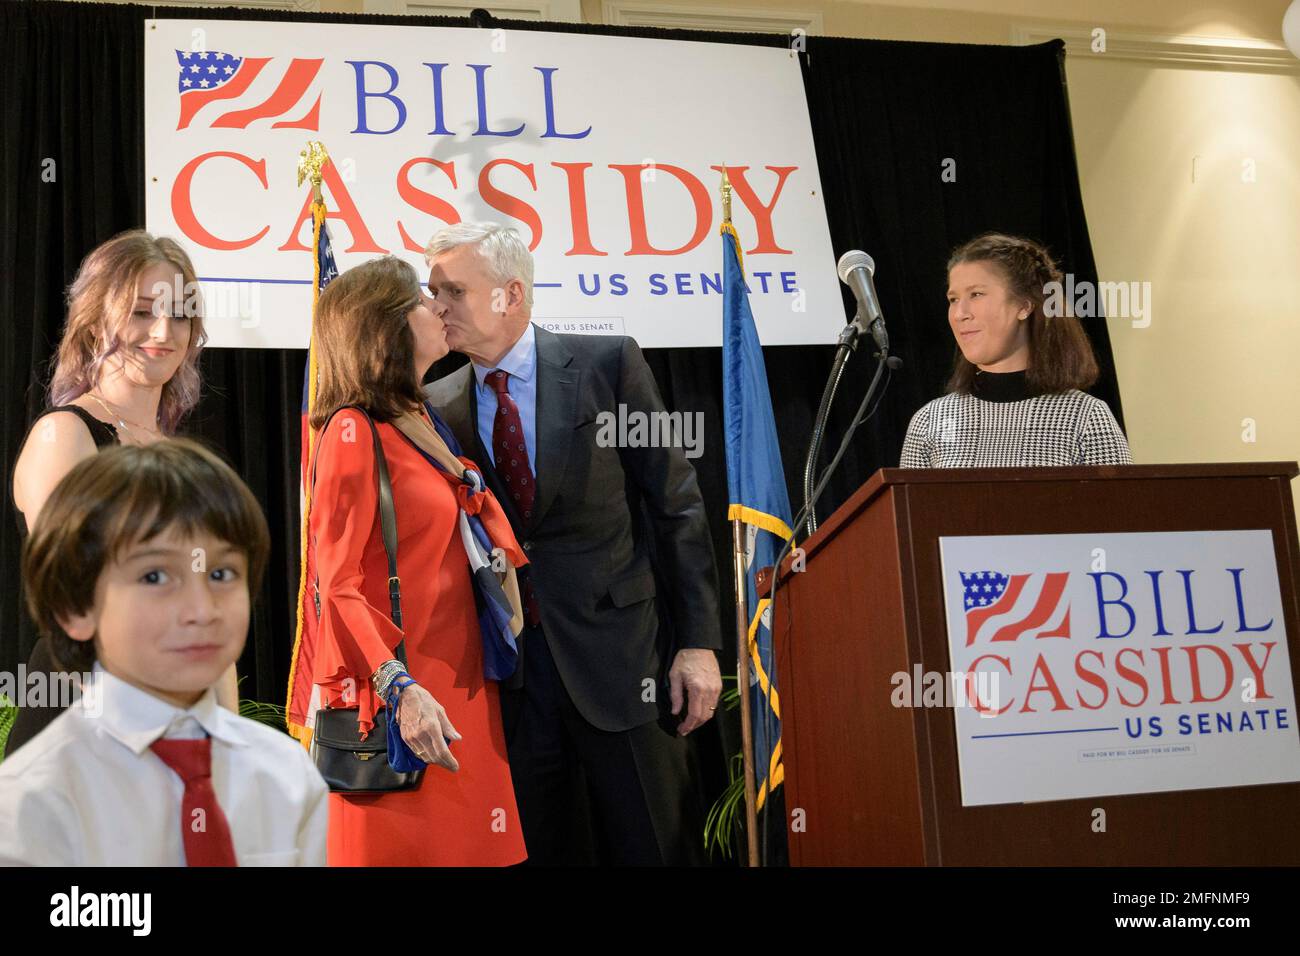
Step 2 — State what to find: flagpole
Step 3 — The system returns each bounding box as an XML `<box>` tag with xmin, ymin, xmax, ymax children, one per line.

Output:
<box><xmin>285</xmin><ymin>140</ymin><xmax>330</xmax><ymax>746</ymax></box>
<box><xmin>722</xmin><ymin>167</ymin><xmax>760</xmax><ymax>868</ymax></box>
<box><xmin>731</xmin><ymin>520</ymin><xmax>761</xmax><ymax>868</ymax></box>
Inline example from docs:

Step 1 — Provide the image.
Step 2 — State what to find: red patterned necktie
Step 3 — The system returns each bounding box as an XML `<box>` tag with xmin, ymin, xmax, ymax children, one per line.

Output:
<box><xmin>486</xmin><ymin>369</ymin><xmax>541</xmax><ymax>626</ymax></box>
<box><xmin>150</xmin><ymin>736</ymin><xmax>238</xmax><ymax>867</ymax></box>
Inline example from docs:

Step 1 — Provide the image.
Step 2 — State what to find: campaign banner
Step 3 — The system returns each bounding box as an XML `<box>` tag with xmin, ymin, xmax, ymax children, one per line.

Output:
<box><xmin>939</xmin><ymin>530</ymin><xmax>1300</xmax><ymax>806</ymax></box>
<box><xmin>143</xmin><ymin>19</ymin><xmax>841</xmax><ymax>349</ymax></box>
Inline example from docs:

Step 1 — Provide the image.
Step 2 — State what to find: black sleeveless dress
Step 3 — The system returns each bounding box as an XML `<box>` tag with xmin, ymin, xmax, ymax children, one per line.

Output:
<box><xmin>6</xmin><ymin>405</ymin><xmax>119</xmax><ymax>756</ymax></box>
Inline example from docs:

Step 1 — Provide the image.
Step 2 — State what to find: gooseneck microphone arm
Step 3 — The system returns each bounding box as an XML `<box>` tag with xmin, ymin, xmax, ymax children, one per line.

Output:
<box><xmin>800</xmin><ymin>250</ymin><xmax>896</xmax><ymax>537</ymax></box>
<box><xmin>801</xmin><ymin>326</ymin><xmax>857</xmax><ymax>537</ymax></box>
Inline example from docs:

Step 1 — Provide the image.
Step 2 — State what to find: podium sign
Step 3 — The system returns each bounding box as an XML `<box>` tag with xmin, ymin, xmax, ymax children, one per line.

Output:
<box><xmin>940</xmin><ymin>529</ymin><xmax>1300</xmax><ymax>806</ymax></box>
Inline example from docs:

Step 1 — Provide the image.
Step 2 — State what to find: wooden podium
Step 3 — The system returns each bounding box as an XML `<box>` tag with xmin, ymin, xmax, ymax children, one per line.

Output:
<box><xmin>766</xmin><ymin>463</ymin><xmax>1300</xmax><ymax>865</ymax></box>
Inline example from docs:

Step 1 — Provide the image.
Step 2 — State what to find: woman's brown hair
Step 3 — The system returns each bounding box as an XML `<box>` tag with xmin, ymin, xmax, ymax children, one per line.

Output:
<box><xmin>22</xmin><ymin>439</ymin><xmax>270</xmax><ymax>672</ymax></box>
<box><xmin>309</xmin><ymin>256</ymin><xmax>423</xmax><ymax>430</ymax></box>
<box><xmin>49</xmin><ymin>230</ymin><xmax>206</xmax><ymax>433</ymax></box>
<box><xmin>944</xmin><ymin>233</ymin><xmax>1099</xmax><ymax>396</ymax></box>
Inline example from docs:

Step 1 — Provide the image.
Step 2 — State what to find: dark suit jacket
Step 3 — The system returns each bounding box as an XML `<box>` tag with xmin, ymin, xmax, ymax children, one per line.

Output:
<box><xmin>424</xmin><ymin>326</ymin><xmax>722</xmax><ymax>732</ymax></box>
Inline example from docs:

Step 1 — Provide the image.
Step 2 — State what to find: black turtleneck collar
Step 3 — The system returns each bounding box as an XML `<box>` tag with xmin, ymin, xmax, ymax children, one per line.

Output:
<box><xmin>971</xmin><ymin>368</ymin><xmax>1031</xmax><ymax>403</ymax></box>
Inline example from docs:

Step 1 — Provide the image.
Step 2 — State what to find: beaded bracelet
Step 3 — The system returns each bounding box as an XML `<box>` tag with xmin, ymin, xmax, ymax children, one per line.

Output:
<box><xmin>385</xmin><ymin>675</ymin><xmax>417</xmax><ymax>707</ymax></box>
<box><xmin>370</xmin><ymin>659</ymin><xmax>406</xmax><ymax>697</ymax></box>
<box><xmin>374</xmin><ymin>666</ymin><xmax>411</xmax><ymax>701</ymax></box>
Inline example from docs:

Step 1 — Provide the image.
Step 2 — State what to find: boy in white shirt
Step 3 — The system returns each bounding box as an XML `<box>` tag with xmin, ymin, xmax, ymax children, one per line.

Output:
<box><xmin>0</xmin><ymin>438</ymin><xmax>328</xmax><ymax>866</ymax></box>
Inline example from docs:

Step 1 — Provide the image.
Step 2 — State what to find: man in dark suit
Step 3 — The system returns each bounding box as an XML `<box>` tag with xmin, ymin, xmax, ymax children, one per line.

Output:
<box><xmin>423</xmin><ymin>223</ymin><xmax>723</xmax><ymax>865</ymax></box>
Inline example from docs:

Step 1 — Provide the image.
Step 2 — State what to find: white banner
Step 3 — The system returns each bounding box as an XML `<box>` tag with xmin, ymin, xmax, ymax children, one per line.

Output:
<box><xmin>939</xmin><ymin>530</ymin><xmax>1300</xmax><ymax>806</ymax></box>
<box><xmin>143</xmin><ymin>19</ymin><xmax>841</xmax><ymax>349</ymax></box>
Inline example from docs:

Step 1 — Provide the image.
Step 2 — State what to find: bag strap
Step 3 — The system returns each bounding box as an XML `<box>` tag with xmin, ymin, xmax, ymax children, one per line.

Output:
<box><xmin>310</xmin><ymin>404</ymin><xmax>407</xmax><ymax>668</ymax></box>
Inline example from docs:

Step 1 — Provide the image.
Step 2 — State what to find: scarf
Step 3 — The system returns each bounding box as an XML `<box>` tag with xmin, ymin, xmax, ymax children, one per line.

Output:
<box><xmin>392</xmin><ymin>401</ymin><xmax>525</xmax><ymax>681</ymax></box>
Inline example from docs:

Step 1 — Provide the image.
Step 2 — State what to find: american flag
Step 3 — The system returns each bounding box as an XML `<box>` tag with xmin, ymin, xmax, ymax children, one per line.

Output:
<box><xmin>961</xmin><ymin>570</ymin><xmax>1071</xmax><ymax>646</ymax></box>
<box><xmin>174</xmin><ymin>49</ymin><xmax>244</xmax><ymax>92</ymax></box>
<box><xmin>299</xmin><ymin>215</ymin><xmax>337</xmax><ymax>488</ymax></box>
<box><xmin>174</xmin><ymin>49</ymin><xmax>323</xmax><ymax>131</ymax></box>
<box><xmin>287</xmin><ymin>199</ymin><xmax>337</xmax><ymax>745</ymax></box>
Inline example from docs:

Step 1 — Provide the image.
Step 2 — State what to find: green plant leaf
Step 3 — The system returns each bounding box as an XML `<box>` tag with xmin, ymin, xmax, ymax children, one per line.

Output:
<box><xmin>238</xmin><ymin>698</ymin><xmax>290</xmax><ymax>733</ymax></box>
<box><xmin>704</xmin><ymin>751</ymin><xmax>747</xmax><ymax>860</ymax></box>
<box><xmin>0</xmin><ymin>696</ymin><xmax>16</xmax><ymax>764</ymax></box>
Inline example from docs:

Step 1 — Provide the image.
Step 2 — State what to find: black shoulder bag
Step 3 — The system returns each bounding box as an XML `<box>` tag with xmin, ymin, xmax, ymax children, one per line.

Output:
<box><xmin>308</xmin><ymin>406</ymin><xmax>424</xmax><ymax>793</ymax></box>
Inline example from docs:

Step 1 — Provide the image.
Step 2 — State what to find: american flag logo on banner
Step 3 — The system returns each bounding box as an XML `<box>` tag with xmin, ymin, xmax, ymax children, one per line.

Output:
<box><xmin>961</xmin><ymin>570</ymin><xmax>1071</xmax><ymax>646</ymax></box>
<box><xmin>174</xmin><ymin>49</ymin><xmax>323</xmax><ymax>131</ymax></box>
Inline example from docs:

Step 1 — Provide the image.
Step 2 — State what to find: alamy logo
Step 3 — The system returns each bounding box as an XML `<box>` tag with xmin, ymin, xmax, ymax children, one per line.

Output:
<box><xmin>1043</xmin><ymin>274</ymin><xmax>1152</xmax><ymax>328</ymax></box>
<box><xmin>595</xmin><ymin>404</ymin><xmax>704</xmax><ymax>459</ymax></box>
<box><xmin>0</xmin><ymin>667</ymin><xmax>98</xmax><ymax>715</ymax></box>
<box><xmin>50</xmin><ymin>886</ymin><xmax>151</xmax><ymax>936</ymax></box>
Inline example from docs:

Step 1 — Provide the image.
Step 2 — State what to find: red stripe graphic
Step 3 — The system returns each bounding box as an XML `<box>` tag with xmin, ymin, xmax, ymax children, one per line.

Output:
<box><xmin>273</xmin><ymin>94</ymin><xmax>323</xmax><ymax>131</ymax></box>
<box><xmin>212</xmin><ymin>58</ymin><xmax>324</xmax><ymax>129</ymax></box>
<box><xmin>990</xmin><ymin>572</ymin><xmax>1070</xmax><ymax>642</ymax></box>
<box><xmin>1038</xmin><ymin>606</ymin><xmax>1071</xmax><ymax>639</ymax></box>
<box><xmin>965</xmin><ymin>574</ymin><xmax>1027</xmax><ymax>646</ymax></box>
<box><xmin>177</xmin><ymin>58</ymin><xmax>271</xmax><ymax>130</ymax></box>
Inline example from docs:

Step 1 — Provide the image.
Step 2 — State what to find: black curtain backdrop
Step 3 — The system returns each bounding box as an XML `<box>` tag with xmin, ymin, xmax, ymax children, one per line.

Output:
<box><xmin>1</xmin><ymin>1</ymin><xmax>1122</xmax><ymax>850</ymax></box>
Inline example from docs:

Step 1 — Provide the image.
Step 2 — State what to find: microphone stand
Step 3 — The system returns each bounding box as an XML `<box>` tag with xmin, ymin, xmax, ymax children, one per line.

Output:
<box><xmin>802</xmin><ymin>312</ymin><xmax>892</xmax><ymax>536</ymax></box>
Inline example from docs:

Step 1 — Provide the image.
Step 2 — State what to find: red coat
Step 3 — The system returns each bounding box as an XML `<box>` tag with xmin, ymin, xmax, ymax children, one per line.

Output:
<box><xmin>310</xmin><ymin>407</ymin><xmax>526</xmax><ymax>866</ymax></box>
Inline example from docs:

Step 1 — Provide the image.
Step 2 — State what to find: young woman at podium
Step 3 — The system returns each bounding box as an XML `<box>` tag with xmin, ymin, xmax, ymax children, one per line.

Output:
<box><xmin>899</xmin><ymin>233</ymin><xmax>1132</xmax><ymax>468</ymax></box>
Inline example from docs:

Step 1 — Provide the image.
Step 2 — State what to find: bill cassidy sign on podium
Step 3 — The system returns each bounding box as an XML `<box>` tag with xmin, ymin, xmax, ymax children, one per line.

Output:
<box><xmin>940</xmin><ymin>530</ymin><xmax>1300</xmax><ymax>806</ymax></box>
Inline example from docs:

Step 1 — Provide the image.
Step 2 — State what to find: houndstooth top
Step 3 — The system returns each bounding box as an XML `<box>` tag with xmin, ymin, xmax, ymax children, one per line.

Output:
<box><xmin>899</xmin><ymin>370</ymin><xmax>1132</xmax><ymax>468</ymax></box>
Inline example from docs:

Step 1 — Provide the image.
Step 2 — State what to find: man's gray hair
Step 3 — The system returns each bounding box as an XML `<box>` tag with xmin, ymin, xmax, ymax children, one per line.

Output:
<box><xmin>424</xmin><ymin>222</ymin><xmax>534</xmax><ymax>309</ymax></box>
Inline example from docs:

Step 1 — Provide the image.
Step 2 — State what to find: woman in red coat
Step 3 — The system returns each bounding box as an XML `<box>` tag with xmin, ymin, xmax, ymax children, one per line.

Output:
<box><xmin>307</xmin><ymin>256</ymin><xmax>527</xmax><ymax>866</ymax></box>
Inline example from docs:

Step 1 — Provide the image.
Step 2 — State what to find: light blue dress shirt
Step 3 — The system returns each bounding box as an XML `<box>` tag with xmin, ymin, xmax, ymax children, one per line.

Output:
<box><xmin>472</xmin><ymin>322</ymin><xmax>538</xmax><ymax>476</ymax></box>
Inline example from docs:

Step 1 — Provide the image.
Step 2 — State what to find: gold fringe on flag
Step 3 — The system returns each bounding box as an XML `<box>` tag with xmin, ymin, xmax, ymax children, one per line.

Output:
<box><xmin>286</xmin><ymin>142</ymin><xmax>330</xmax><ymax>748</ymax></box>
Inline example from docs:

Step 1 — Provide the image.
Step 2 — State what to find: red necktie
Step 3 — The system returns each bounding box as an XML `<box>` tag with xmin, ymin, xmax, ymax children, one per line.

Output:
<box><xmin>151</xmin><ymin>736</ymin><xmax>238</xmax><ymax>867</ymax></box>
<box><xmin>486</xmin><ymin>369</ymin><xmax>541</xmax><ymax>626</ymax></box>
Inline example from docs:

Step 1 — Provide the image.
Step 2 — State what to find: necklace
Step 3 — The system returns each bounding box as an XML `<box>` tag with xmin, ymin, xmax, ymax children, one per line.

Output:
<box><xmin>85</xmin><ymin>392</ymin><xmax>162</xmax><ymax>437</ymax></box>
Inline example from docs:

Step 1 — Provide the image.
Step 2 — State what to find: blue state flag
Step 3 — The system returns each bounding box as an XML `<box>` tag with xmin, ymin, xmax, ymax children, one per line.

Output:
<box><xmin>721</xmin><ymin>223</ymin><xmax>794</xmax><ymax>810</ymax></box>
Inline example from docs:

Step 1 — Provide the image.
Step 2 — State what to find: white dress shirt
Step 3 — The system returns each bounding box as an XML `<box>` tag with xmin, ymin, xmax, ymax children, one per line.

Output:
<box><xmin>0</xmin><ymin>665</ymin><xmax>328</xmax><ymax>866</ymax></box>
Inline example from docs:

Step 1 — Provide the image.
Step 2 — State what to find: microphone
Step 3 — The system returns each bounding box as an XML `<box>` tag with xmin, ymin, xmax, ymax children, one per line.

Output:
<box><xmin>836</xmin><ymin>250</ymin><xmax>888</xmax><ymax>354</ymax></box>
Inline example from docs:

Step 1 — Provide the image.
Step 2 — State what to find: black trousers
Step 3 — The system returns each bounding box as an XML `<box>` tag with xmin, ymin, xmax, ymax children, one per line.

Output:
<box><xmin>500</xmin><ymin>625</ymin><xmax>706</xmax><ymax>866</ymax></box>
